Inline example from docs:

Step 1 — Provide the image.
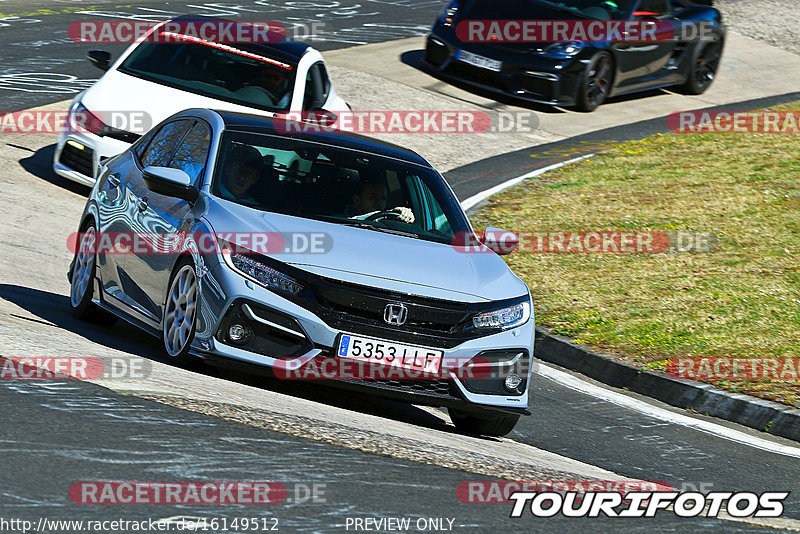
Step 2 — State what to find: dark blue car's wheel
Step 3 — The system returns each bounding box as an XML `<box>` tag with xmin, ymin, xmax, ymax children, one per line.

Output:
<box><xmin>679</xmin><ymin>40</ymin><xmax>722</xmax><ymax>95</ymax></box>
<box><xmin>576</xmin><ymin>52</ymin><xmax>613</xmax><ymax>112</ymax></box>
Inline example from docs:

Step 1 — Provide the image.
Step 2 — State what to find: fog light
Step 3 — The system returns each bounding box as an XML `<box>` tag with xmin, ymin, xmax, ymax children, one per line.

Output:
<box><xmin>228</xmin><ymin>323</ymin><xmax>252</xmax><ymax>344</ymax></box>
<box><xmin>504</xmin><ymin>373</ymin><xmax>522</xmax><ymax>392</ymax></box>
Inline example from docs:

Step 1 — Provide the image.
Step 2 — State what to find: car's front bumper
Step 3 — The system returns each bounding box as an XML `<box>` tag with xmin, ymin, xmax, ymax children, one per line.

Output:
<box><xmin>189</xmin><ymin>255</ymin><xmax>534</xmax><ymax>414</ymax></box>
<box><xmin>53</xmin><ymin>130</ymin><xmax>132</xmax><ymax>186</ymax></box>
<box><xmin>422</xmin><ymin>32</ymin><xmax>584</xmax><ymax>107</ymax></box>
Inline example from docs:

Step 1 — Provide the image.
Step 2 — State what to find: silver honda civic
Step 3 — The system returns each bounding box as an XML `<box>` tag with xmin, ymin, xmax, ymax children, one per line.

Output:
<box><xmin>68</xmin><ymin>108</ymin><xmax>534</xmax><ymax>436</ymax></box>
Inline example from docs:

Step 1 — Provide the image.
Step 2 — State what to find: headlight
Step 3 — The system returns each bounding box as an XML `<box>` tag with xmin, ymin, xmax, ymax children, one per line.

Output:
<box><xmin>68</xmin><ymin>100</ymin><xmax>104</xmax><ymax>134</ymax></box>
<box><xmin>220</xmin><ymin>241</ymin><xmax>303</xmax><ymax>295</ymax></box>
<box><xmin>438</xmin><ymin>0</ymin><xmax>459</xmax><ymax>25</ymax></box>
<box><xmin>473</xmin><ymin>300</ymin><xmax>531</xmax><ymax>330</ymax></box>
<box><xmin>541</xmin><ymin>41</ymin><xmax>585</xmax><ymax>59</ymax></box>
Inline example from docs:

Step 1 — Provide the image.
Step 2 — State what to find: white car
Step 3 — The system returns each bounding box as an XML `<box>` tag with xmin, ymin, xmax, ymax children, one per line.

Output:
<box><xmin>54</xmin><ymin>16</ymin><xmax>348</xmax><ymax>186</ymax></box>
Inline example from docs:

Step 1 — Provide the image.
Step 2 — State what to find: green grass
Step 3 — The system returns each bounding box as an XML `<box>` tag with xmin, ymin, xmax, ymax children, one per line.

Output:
<box><xmin>471</xmin><ymin>102</ymin><xmax>800</xmax><ymax>406</ymax></box>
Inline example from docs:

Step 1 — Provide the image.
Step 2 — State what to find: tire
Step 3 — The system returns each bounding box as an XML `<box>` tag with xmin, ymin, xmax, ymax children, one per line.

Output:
<box><xmin>575</xmin><ymin>52</ymin><xmax>613</xmax><ymax>112</ymax></box>
<box><xmin>448</xmin><ymin>408</ymin><xmax>520</xmax><ymax>437</ymax></box>
<box><xmin>69</xmin><ymin>223</ymin><xmax>116</xmax><ymax>325</ymax></box>
<box><xmin>677</xmin><ymin>40</ymin><xmax>722</xmax><ymax>95</ymax></box>
<box><xmin>162</xmin><ymin>258</ymin><xmax>199</xmax><ymax>365</ymax></box>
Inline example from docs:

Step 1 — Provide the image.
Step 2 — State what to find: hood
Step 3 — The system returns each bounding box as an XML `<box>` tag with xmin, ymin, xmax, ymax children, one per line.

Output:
<box><xmin>80</xmin><ymin>69</ymin><xmax>275</xmax><ymax>134</ymax></box>
<box><xmin>451</xmin><ymin>0</ymin><xmax>597</xmax><ymax>55</ymax></box>
<box><xmin>461</xmin><ymin>0</ymin><xmax>584</xmax><ymax>21</ymax></box>
<box><xmin>204</xmin><ymin>199</ymin><xmax>529</xmax><ymax>303</ymax></box>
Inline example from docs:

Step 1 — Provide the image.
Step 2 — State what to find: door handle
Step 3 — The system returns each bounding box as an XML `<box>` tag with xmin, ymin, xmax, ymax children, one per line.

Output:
<box><xmin>108</xmin><ymin>173</ymin><xmax>121</xmax><ymax>188</ymax></box>
<box><xmin>137</xmin><ymin>197</ymin><xmax>148</xmax><ymax>212</ymax></box>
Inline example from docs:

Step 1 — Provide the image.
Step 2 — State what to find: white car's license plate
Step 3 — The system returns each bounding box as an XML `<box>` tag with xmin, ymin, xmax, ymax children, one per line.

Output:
<box><xmin>457</xmin><ymin>50</ymin><xmax>502</xmax><ymax>71</ymax></box>
<box><xmin>337</xmin><ymin>334</ymin><xmax>443</xmax><ymax>374</ymax></box>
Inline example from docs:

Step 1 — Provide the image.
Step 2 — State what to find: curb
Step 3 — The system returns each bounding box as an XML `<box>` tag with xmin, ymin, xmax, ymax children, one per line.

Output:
<box><xmin>534</xmin><ymin>327</ymin><xmax>800</xmax><ymax>443</ymax></box>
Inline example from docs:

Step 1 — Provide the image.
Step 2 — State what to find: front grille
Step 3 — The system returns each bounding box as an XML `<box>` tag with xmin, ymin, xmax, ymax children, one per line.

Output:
<box><xmin>59</xmin><ymin>143</ymin><xmax>94</xmax><ymax>178</ymax></box>
<box><xmin>347</xmin><ymin>377</ymin><xmax>459</xmax><ymax>399</ymax></box>
<box><xmin>446</xmin><ymin>62</ymin><xmax>511</xmax><ymax>92</ymax></box>
<box><xmin>307</xmin><ymin>276</ymin><xmax>477</xmax><ymax>349</ymax></box>
<box><xmin>519</xmin><ymin>73</ymin><xmax>557</xmax><ymax>99</ymax></box>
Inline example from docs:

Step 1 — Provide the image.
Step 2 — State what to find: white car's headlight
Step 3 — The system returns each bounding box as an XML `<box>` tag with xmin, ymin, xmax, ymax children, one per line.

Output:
<box><xmin>473</xmin><ymin>300</ymin><xmax>531</xmax><ymax>330</ymax></box>
<box><xmin>220</xmin><ymin>241</ymin><xmax>303</xmax><ymax>295</ymax></box>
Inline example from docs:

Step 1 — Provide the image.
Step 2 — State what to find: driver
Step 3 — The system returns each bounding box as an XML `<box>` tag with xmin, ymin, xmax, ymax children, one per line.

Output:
<box><xmin>349</xmin><ymin>179</ymin><xmax>415</xmax><ymax>224</ymax></box>
<box><xmin>218</xmin><ymin>144</ymin><xmax>263</xmax><ymax>203</ymax></box>
<box><xmin>234</xmin><ymin>66</ymin><xmax>291</xmax><ymax>109</ymax></box>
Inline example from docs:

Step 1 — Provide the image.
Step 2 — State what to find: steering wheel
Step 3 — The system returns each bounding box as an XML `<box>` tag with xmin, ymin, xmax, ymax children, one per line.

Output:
<box><xmin>364</xmin><ymin>210</ymin><xmax>401</xmax><ymax>221</ymax></box>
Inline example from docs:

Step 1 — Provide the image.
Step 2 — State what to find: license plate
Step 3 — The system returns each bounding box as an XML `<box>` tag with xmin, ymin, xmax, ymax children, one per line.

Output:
<box><xmin>457</xmin><ymin>50</ymin><xmax>502</xmax><ymax>71</ymax></box>
<box><xmin>337</xmin><ymin>334</ymin><xmax>443</xmax><ymax>374</ymax></box>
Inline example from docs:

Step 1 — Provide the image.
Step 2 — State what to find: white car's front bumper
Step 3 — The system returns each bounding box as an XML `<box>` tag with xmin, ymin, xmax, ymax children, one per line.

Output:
<box><xmin>53</xmin><ymin>130</ymin><xmax>132</xmax><ymax>186</ymax></box>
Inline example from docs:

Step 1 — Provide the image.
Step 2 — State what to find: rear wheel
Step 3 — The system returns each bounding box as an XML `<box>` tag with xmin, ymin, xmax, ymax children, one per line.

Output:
<box><xmin>448</xmin><ymin>408</ymin><xmax>520</xmax><ymax>437</ymax></box>
<box><xmin>162</xmin><ymin>259</ymin><xmax>199</xmax><ymax>365</ymax></box>
<box><xmin>69</xmin><ymin>223</ymin><xmax>116</xmax><ymax>325</ymax></box>
<box><xmin>576</xmin><ymin>52</ymin><xmax>613</xmax><ymax>112</ymax></box>
<box><xmin>678</xmin><ymin>40</ymin><xmax>722</xmax><ymax>95</ymax></box>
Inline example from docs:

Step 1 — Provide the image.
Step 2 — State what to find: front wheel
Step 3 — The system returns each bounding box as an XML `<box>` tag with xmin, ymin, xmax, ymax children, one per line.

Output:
<box><xmin>69</xmin><ymin>224</ymin><xmax>116</xmax><ymax>325</ymax></box>
<box><xmin>576</xmin><ymin>52</ymin><xmax>613</xmax><ymax>112</ymax></box>
<box><xmin>162</xmin><ymin>259</ymin><xmax>199</xmax><ymax>365</ymax></box>
<box><xmin>448</xmin><ymin>408</ymin><xmax>520</xmax><ymax>437</ymax></box>
<box><xmin>677</xmin><ymin>40</ymin><xmax>722</xmax><ymax>95</ymax></box>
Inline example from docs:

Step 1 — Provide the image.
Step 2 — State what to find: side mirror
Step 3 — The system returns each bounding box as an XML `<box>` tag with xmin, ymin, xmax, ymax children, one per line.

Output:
<box><xmin>87</xmin><ymin>50</ymin><xmax>112</xmax><ymax>71</ymax></box>
<box><xmin>142</xmin><ymin>166</ymin><xmax>198</xmax><ymax>203</ymax></box>
<box><xmin>482</xmin><ymin>227</ymin><xmax>518</xmax><ymax>255</ymax></box>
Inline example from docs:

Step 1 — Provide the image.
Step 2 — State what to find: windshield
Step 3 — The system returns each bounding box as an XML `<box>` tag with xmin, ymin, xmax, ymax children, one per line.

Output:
<box><xmin>211</xmin><ymin>131</ymin><xmax>471</xmax><ymax>244</ymax></box>
<box><xmin>118</xmin><ymin>38</ymin><xmax>297</xmax><ymax>112</ymax></box>
<box><xmin>461</xmin><ymin>0</ymin><xmax>639</xmax><ymax>21</ymax></box>
<box><xmin>524</xmin><ymin>0</ymin><xmax>636</xmax><ymax>19</ymax></box>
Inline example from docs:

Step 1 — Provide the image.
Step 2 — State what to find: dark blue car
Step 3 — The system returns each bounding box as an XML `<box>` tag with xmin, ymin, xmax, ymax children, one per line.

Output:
<box><xmin>423</xmin><ymin>0</ymin><xmax>725</xmax><ymax>111</ymax></box>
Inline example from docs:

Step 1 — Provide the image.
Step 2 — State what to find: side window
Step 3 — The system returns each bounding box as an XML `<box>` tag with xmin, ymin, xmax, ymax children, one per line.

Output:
<box><xmin>140</xmin><ymin>120</ymin><xmax>191</xmax><ymax>168</ymax></box>
<box><xmin>302</xmin><ymin>63</ymin><xmax>328</xmax><ymax>111</ymax></box>
<box><xmin>168</xmin><ymin>121</ymin><xmax>211</xmax><ymax>186</ymax></box>
<box><xmin>133</xmin><ymin>128</ymin><xmax>157</xmax><ymax>160</ymax></box>
<box><xmin>317</xmin><ymin>63</ymin><xmax>331</xmax><ymax>103</ymax></box>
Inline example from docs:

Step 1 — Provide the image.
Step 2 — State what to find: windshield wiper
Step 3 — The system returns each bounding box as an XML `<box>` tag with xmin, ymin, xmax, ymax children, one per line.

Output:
<box><xmin>338</xmin><ymin>220</ymin><xmax>421</xmax><ymax>239</ymax></box>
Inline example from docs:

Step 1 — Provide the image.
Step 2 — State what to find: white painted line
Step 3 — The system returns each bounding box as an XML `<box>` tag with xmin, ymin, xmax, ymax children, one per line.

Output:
<box><xmin>460</xmin><ymin>154</ymin><xmax>594</xmax><ymax>212</ymax></box>
<box><xmin>536</xmin><ymin>361</ymin><xmax>800</xmax><ymax>458</ymax></box>
<box><xmin>461</xmin><ymin>157</ymin><xmax>800</xmax><ymax>457</ymax></box>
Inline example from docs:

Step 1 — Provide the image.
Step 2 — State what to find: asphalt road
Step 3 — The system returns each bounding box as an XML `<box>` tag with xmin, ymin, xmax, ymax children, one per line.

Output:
<box><xmin>0</xmin><ymin>374</ymin><xmax>787</xmax><ymax>533</ymax></box>
<box><xmin>0</xmin><ymin>0</ymin><xmax>439</xmax><ymax>110</ymax></box>
<box><xmin>3</xmin><ymin>2</ymin><xmax>800</xmax><ymax>532</ymax></box>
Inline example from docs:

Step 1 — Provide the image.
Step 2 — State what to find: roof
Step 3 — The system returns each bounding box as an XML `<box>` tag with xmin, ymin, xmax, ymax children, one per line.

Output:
<box><xmin>169</xmin><ymin>15</ymin><xmax>310</xmax><ymax>62</ymax></box>
<box><xmin>212</xmin><ymin>110</ymin><xmax>431</xmax><ymax>167</ymax></box>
